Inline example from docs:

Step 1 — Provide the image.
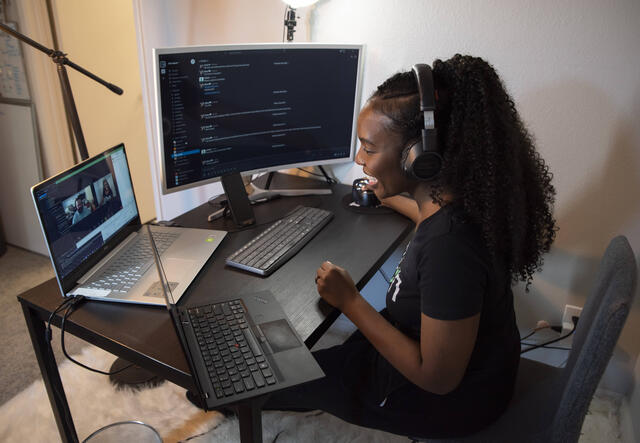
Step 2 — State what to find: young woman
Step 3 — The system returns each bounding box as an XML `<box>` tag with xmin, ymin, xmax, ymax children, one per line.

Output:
<box><xmin>101</xmin><ymin>179</ymin><xmax>114</xmax><ymax>204</ymax></box>
<box><xmin>263</xmin><ymin>54</ymin><xmax>557</xmax><ymax>439</ymax></box>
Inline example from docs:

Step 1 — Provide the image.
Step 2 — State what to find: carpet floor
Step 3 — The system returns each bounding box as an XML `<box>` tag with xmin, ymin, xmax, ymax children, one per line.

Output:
<box><xmin>0</xmin><ymin>345</ymin><xmax>408</xmax><ymax>442</ymax></box>
<box><xmin>0</xmin><ymin>246</ymin><xmax>88</xmax><ymax>405</ymax></box>
<box><xmin>0</xmin><ymin>344</ymin><xmax>625</xmax><ymax>443</ymax></box>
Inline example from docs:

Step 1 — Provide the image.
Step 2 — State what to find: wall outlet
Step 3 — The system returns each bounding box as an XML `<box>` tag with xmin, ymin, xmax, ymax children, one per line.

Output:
<box><xmin>562</xmin><ymin>304</ymin><xmax>582</xmax><ymax>331</ymax></box>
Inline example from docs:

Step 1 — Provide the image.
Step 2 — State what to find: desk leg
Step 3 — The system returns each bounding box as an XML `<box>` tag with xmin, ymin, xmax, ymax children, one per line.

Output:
<box><xmin>21</xmin><ymin>303</ymin><xmax>78</xmax><ymax>443</ymax></box>
<box><xmin>235</xmin><ymin>395</ymin><xmax>268</xmax><ymax>443</ymax></box>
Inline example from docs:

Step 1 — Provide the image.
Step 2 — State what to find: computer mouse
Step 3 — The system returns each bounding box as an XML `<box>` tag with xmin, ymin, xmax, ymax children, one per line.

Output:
<box><xmin>352</xmin><ymin>178</ymin><xmax>380</xmax><ymax>207</ymax></box>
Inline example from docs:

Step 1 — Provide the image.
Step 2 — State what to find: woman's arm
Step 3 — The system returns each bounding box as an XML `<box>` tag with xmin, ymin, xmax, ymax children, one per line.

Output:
<box><xmin>379</xmin><ymin>194</ymin><xmax>421</xmax><ymax>224</ymax></box>
<box><xmin>345</xmin><ymin>296</ymin><xmax>479</xmax><ymax>394</ymax></box>
<box><xmin>316</xmin><ymin>262</ymin><xmax>480</xmax><ymax>395</ymax></box>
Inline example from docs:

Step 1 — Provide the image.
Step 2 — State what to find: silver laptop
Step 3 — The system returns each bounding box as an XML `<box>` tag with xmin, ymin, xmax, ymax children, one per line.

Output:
<box><xmin>31</xmin><ymin>143</ymin><xmax>227</xmax><ymax>306</ymax></box>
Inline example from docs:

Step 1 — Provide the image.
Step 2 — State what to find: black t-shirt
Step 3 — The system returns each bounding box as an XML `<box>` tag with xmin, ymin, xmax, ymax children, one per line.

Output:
<box><xmin>382</xmin><ymin>202</ymin><xmax>520</xmax><ymax>398</ymax></box>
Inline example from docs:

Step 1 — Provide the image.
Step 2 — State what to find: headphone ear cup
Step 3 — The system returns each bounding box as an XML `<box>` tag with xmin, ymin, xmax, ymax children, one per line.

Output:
<box><xmin>413</xmin><ymin>151</ymin><xmax>442</xmax><ymax>180</ymax></box>
<box><xmin>402</xmin><ymin>141</ymin><xmax>442</xmax><ymax>180</ymax></box>
<box><xmin>401</xmin><ymin>140</ymin><xmax>420</xmax><ymax>176</ymax></box>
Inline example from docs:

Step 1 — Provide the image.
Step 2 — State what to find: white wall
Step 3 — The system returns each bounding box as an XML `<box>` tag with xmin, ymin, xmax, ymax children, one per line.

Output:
<box><xmin>12</xmin><ymin>0</ymin><xmax>74</xmax><ymax>178</ymax></box>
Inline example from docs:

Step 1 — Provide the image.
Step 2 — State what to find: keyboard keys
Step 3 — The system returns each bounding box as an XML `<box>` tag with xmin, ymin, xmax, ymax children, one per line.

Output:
<box><xmin>226</xmin><ymin>206</ymin><xmax>333</xmax><ymax>276</ymax></box>
<box><xmin>87</xmin><ymin>230</ymin><xmax>178</xmax><ymax>291</ymax></box>
<box><xmin>252</xmin><ymin>371</ymin><xmax>266</xmax><ymax>388</ymax></box>
<box><xmin>243</xmin><ymin>377</ymin><xmax>255</xmax><ymax>391</ymax></box>
<box><xmin>190</xmin><ymin>299</ymin><xmax>277</xmax><ymax>401</ymax></box>
<box><xmin>242</xmin><ymin>328</ymin><xmax>263</xmax><ymax>356</ymax></box>
<box><xmin>234</xmin><ymin>381</ymin><xmax>245</xmax><ymax>393</ymax></box>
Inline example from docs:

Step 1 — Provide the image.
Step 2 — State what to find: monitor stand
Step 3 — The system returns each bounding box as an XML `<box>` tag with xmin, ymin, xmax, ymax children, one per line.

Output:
<box><xmin>208</xmin><ymin>169</ymin><xmax>334</xmax><ymax>225</ymax></box>
<box><xmin>220</xmin><ymin>173</ymin><xmax>256</xmax><ymax>227</ymax></box>
<box><xmin>252</xmin><ymin>167</ymin><xmax>334</xmax><ymax>200</ymax></box>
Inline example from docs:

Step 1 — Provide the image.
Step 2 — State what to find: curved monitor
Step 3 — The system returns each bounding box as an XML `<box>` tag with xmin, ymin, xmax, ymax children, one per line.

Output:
<box><xmin>153</xmin><ymin>43</ymin><xmax>364</xmax><ymax>195</ymax></box>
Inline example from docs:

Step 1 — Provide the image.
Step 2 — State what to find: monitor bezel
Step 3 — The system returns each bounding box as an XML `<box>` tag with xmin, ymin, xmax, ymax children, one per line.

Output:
<box><xmin>152</xmin><ymin>42</ymin><xmax>365</xmax><ymax>195</ymax></box>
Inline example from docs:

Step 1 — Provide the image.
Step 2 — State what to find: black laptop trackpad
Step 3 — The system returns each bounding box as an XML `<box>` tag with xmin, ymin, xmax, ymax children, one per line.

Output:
<box><xmin>258</xmin><ymin>320</ymin><xmax>301</xmax><ymax>353</ymax></box>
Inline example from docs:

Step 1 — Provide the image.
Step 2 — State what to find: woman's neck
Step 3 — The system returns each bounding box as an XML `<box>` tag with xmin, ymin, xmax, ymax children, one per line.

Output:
<box><xmin>412</xmin><ymin>185</ymin><xmax>441</xmax><ymax>223</ymax></box>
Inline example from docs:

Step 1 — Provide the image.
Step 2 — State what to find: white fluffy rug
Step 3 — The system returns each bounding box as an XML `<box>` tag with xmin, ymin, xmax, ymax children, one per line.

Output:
<box><xmin>0</xmin><ymin>346</ymin><xmax>404</xmax><ymax>443</ymax></box>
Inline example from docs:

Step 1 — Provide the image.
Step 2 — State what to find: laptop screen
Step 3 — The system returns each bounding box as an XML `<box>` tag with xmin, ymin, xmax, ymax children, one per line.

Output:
<box><xmin>33</xmin><ymin>145</ymin><xmax>139</xmax><ymax>281</ymax></box>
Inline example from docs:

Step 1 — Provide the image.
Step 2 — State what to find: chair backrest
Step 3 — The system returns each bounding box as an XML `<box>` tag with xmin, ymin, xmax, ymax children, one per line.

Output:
<box><xmin>550</xmin><ymin>235</ymin><xmax>637</xmax><ymax>443</ymax></box>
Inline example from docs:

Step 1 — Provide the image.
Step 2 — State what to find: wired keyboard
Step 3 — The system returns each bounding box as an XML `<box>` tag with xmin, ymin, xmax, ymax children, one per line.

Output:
<box><xmin>226</xmin><ymin>206</ymin><xmax>333</xmax><ymax>276</ymax></box>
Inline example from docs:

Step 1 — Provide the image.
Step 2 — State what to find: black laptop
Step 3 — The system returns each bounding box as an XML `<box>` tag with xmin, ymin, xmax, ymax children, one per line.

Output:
<box><xmin>146</xmin><ymin>224</ymin><xmax>325</xmax><ymax>407</ymax></box>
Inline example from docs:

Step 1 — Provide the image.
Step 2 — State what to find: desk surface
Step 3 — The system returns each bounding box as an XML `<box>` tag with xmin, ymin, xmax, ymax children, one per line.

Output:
<box><xmin>18</xmin><ymin>173</ymin><xmax>413</xmax><ymax>392</ymax></box>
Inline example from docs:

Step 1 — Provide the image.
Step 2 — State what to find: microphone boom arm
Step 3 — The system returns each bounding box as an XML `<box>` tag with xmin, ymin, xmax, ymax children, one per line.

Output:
<box><xmin>0</xmin><ymin>22</ymin><xmax>123</xmax><ymax>161</ymax></box>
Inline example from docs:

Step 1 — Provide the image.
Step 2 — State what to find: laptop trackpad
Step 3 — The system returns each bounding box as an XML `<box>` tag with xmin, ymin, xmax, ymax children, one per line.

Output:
<box><xmin>257</xmin><ymin>319</ymin><xmax>302</xmax><ymax>353</ymax></box>
<box><xmin>144</xmin><ymin>258</ymin><xmax>194</xmax><ymax>298</ymax></box>
<box><xmin>144</xmin><ymin>281</ymin><xmax>178</xmax><ymax>298</ymax></box>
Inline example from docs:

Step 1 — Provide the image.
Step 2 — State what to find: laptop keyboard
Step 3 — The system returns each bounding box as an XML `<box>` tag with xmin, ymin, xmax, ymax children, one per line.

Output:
<box><xmin>226</xmin><ymin>206</ymin><xmax>333</xmax><ymax>276</ymax></box>
<box><xmin>189</xmin><ymin>300</ymin><xmax>276</xmax><ymax>399</ymax></box>
<box><xmin>86</xmin><ymin>231</ymin><xmax>179</xmax><ymax>293</ymax></box>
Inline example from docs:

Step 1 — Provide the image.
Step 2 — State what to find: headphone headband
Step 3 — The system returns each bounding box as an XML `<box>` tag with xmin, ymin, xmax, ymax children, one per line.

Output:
<box><xmin>412</xmin><ymin>64</ymin><xmax>435</xmax><ymax>115</ymax></box>
<box><xmin>401</xmin><ymin>64</ymin><xmax>442</xmax><ymax>180</ymax></box>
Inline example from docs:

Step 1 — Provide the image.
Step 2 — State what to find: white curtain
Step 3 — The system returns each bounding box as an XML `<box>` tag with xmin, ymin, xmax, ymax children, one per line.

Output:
<box><xmin>15</xmin><ymin>0</ymin><xmax>74</xmax><ymax>176</ymax></box>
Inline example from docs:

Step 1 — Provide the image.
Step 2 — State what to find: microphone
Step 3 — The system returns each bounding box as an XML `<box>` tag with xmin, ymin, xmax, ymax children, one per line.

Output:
<box><xmin>285</xmin><ymin>7</ymin><xmax>297</xmax><ymax>42</ymax></box>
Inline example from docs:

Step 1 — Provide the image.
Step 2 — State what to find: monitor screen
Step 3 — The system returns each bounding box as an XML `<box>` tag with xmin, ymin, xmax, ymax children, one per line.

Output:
<box><xmin>32</xmin><ymin>144</ymin><xmax>139</xmax><ymax>281</ymax></box>
<box><xmin>154</xmin><ymin>44</ymin><xmax>363</xmax><ymax>194</ymax></box>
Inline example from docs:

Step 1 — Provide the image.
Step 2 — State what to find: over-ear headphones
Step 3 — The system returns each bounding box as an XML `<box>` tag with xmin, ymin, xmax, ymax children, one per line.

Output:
<box><xmin>401</xmin><ymin>64</ymin><xmax>442</xmax><ymax>181</ymax></box>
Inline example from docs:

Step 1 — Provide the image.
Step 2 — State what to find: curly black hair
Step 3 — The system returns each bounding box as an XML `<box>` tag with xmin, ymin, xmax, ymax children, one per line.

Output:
<box><xmin>369</xmin><ymin>54</ymin><xmax>557</xmax><ymax>287</ymax></box>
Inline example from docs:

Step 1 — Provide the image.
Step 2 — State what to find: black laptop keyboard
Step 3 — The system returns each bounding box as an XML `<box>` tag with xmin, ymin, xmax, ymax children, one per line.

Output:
<box><xmin>189</xmin><ymin>300</ymin><xmax>276</xmax><ymax>399</ymax></box>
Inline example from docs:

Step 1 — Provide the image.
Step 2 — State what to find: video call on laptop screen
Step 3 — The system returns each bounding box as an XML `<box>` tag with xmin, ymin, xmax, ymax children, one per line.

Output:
<box><xmin>33</xmin><ymin>145</ymin><xmax>138</xmax><ymax>279</ymax></box>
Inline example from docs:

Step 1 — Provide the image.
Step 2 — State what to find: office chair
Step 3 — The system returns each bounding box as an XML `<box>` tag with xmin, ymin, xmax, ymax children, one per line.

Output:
<box><xmin>417</xmin><ymin>235</ymin><xmax>638</xmax><ymax>443</ymax></box>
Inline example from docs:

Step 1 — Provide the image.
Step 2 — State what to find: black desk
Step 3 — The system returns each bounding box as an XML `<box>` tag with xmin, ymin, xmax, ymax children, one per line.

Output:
<box><xmin>18</xmin><ymin>173</ymin><xmax>413</xmax><ymax>443</ymax></box>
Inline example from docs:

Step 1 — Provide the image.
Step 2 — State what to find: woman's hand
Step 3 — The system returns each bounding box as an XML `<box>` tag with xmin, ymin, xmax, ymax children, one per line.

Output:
<box><xmin>315</xmin><ymin>261</ymin><xmax>359</xmax><ymax>312</ymax></box>
<box><xmin>364</xmin><ymin>180</ymin><xmax>386</xmax><ymax>205</ymax></box>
